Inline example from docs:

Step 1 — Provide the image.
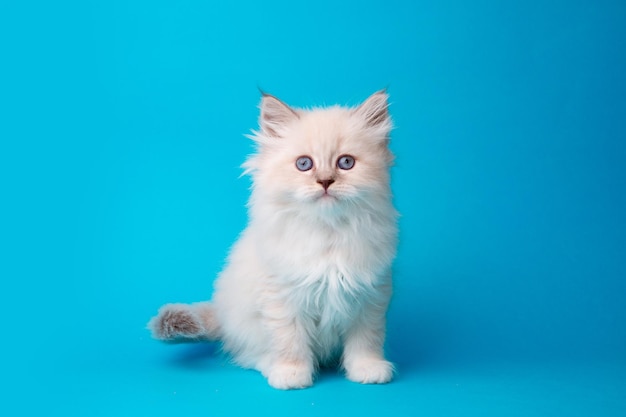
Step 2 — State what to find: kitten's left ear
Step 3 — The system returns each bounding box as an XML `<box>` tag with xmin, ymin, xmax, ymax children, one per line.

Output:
<box><xmin>354</xmin><ymin>90</ymin><xmax>391</xmax><ymax>130</ymax></box>
<box><xmin>259</xmin><ymin>93</ymin><xmax>299</xmax><ymax>138</ymax></box>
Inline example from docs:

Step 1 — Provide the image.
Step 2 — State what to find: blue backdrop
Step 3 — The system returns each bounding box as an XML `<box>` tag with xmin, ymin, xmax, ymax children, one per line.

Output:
<box><xmin>1</xmin><ymin>1</ymin><xmax>625</xmax><ymax>416</ymax></box>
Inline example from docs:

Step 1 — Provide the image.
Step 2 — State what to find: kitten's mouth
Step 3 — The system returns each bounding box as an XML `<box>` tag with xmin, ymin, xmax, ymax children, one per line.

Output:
<box><xmin>305</xmin><ymin>188</ymin><xmax>344</xmax><ymax>205</ymax></box>
<box><xmin>316</xmin><ymin>191</ymin><xmax>339</xmax><ymax>202</ymax></box>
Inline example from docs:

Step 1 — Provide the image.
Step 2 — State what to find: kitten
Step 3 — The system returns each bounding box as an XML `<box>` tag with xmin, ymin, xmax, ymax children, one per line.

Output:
<box><xmin>148</xmin><ymin>91</ymin><xmax>398</xmax><ymax>389</ymax></box>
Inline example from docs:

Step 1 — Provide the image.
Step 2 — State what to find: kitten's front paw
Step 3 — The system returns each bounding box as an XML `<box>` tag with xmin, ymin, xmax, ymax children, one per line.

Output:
<box><xmin>345</xmin><ymin>358</ymin><xmax>394</xmax><ymax>384</ymax></box>
<box><xmin>267</xmin><ymin>362</ymin><xmax>314</xmax><ymax>390</ymax></box>
<box><xmin>148</xmin><ymin>304</ymin><xmax>204</xmax><ymax>341</ymax></box>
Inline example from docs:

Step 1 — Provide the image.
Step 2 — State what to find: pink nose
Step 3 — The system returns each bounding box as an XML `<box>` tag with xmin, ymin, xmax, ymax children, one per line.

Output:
<box><xmin>317</xmin><ymin>179</ymin><xmax>335</xmax><ymax>191</ymax></box>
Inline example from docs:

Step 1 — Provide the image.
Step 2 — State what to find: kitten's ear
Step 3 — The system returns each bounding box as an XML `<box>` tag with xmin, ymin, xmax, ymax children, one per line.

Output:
<box><xmin>354</xmin><ymin>90</ymin><xmax>391</xmax><ymax>130</ymax></box>
<box><xmin>259</xmin><ymin>93</ymin><xmax>299</xmax><ymax>138</ymax></box>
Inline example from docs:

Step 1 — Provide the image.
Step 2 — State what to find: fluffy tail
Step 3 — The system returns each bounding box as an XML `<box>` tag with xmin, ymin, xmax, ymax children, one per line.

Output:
<box><xmin>148</xmin><ymin>302</ymin><xmax>221</xmax><ymax>342</ymax></box>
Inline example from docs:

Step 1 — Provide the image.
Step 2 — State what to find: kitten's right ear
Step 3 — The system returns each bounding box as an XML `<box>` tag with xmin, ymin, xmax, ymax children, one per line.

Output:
<box><xmin>354</xmin><ymin>90</ymin><xmax>391</xmax><ymax>130</ymax></box>
<box><xmin>259</xmin><ymin>93</ymin><xmax>299</xmax><ymax>138</ymax></box>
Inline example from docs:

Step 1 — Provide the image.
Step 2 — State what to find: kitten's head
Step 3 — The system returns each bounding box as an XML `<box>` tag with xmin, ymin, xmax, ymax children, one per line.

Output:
<box><xmin>244</xmin><ymin>91</ymin><xmax>394</xmax><ymax>217</ymax></box>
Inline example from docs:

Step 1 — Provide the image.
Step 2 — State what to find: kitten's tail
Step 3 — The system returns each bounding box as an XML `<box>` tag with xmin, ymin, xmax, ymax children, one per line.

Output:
<box><xmin>148</xmin><ymin>302</ymin><xmax>221</xmax><ymax>342</ymax></box>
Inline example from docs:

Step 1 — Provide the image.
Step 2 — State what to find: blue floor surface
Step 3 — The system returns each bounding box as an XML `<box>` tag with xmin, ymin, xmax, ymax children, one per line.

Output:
<box><xmin>10</xmin><ymin>332</ymin><xmax>626</xmax><ymax>416</ymax></box>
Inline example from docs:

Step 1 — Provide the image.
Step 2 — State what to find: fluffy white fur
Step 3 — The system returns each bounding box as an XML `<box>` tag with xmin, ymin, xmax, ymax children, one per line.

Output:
<box><xmin>149</xmin><ymin>91</ymin><xmax>398</xmax><ymax>389</ymax></box>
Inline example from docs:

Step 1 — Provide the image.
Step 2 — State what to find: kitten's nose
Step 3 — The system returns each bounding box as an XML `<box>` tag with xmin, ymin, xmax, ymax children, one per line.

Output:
<box><xmin>317</xmin><ymin>178</ymin><xmax>335</xmax><ymax>191</ymax></box>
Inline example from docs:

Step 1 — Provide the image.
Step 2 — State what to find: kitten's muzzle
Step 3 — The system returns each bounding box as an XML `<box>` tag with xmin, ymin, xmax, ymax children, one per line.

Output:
<box><xmin>317</xmin><ymin>178</ymin><xmax>335</xmax><ymax>191</ymax></box>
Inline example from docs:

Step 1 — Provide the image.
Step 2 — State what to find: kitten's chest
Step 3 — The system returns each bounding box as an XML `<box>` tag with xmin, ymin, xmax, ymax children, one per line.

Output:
<box><xmin>282</xmin><ymin>228</ymin><xmax>375</xmax><ymax>322</ymax></box>
<box><xmin>255</xmin><ymin>209</ymin><xmax>396</xmax><ymax>306</ymax></box>
<box><xmin>297</xmin><ymin>265</ymin><xmax>360</xmax><ymax>337</ymax></box>
<box><xmin>266</xmin><ymin>219</ymin><xmax>383</xmax><ymax>280</ymax></box>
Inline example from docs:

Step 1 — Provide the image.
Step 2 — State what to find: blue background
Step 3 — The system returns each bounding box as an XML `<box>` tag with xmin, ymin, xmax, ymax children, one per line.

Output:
<box><xmin>1</xmin><ymin>1</ymin><xmax>625</xmax><ymax>415</ymax></box>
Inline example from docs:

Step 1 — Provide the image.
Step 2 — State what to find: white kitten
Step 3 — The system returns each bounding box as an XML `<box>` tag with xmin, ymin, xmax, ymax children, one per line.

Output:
<box><xmin>149</xmin><ymin>91</ymin><xmax>398</xmax><ymax>389</ymax></box>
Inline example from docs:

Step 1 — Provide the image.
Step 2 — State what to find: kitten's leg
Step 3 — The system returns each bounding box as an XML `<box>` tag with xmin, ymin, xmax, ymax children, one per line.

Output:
<box><xmin>342</xmin><ymin>293</ymin><xmax>394</xmax><ymax>384</ymax></box>
<box><xmin>264</xmin><ymin>323</ymin><xmax>315</xmax><ymax>390</ymax></box>
<box><xmin>260</xmin><ymin>292</ymin><xmax>315</xmax><ymax>389</ymax></box>
<box><xmin>148</xmin><ymin>302</ymin><xmax>220</xmax><ymax>342</ymax></box>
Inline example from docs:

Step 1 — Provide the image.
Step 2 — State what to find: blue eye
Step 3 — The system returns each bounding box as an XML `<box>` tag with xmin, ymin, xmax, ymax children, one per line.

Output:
<box><xmin>296</xmin><ymin>156</ymin><xmax>313</xmax><ymax>171</ymax></box>
<box><xmin>337</xmin><ymin>155</ymin><xmax>355</xmax><ymax>170</ymax></box>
